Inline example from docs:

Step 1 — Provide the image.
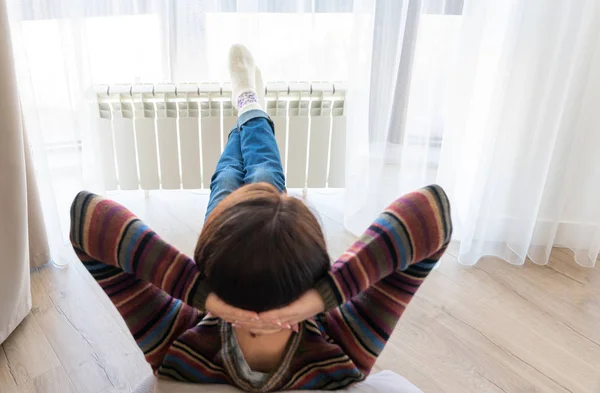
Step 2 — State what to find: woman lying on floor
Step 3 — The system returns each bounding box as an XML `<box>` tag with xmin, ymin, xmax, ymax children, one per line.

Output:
<box><xmin>69</xmin><ymin>45</ymin><xmax>452</xmax><ymax>392</ymax></box>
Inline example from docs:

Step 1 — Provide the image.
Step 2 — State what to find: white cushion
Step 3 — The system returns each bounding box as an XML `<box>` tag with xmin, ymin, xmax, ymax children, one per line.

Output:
<box><xmin>133</xmin><ymin>371</ymin><xmax>422</xmax><ymax>393</ymax></box>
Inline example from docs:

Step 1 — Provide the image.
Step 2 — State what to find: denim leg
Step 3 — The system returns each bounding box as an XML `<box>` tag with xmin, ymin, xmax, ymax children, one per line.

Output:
<box><xmin>238</xmin><ymin>110</ymin><xmax>286</xmax><ymax>192</ymax></box>
<box><xmin>205</xmin><ymin>129</ymin><xmax>245</xmax><ymax>218</ymax></box>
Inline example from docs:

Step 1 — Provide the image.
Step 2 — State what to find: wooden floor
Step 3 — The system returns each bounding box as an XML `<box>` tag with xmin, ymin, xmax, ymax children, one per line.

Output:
<box><xmin>1</xmin><ymin>190</ymin><xmax>600</xmax><ymax>393</ymax></box>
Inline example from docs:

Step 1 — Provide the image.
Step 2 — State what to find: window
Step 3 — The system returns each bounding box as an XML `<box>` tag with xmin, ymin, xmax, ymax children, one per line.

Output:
<box><xmin>11</xmin><ymin>3</ymin><xmax>355</xmax><ymax>147</ymax></box>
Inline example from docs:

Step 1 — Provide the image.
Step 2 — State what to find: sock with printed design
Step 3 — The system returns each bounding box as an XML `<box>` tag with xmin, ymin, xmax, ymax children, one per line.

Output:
<box><xmin>228</xmin><ymin>44</ymin><xmax>264</xmax><ymax>116</ymax></box>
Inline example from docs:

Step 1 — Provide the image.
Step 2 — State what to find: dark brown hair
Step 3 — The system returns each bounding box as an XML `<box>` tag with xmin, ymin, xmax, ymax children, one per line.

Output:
<box><xmin>194</xmin><ymin>183</ymin><xmax>330</xmax><ymax>312</ymax></box>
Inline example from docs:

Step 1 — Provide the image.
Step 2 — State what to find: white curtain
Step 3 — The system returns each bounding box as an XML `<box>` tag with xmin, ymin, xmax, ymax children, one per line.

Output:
<box><xmin>8</xmin><ymin>0</ymin><xmax>600</xmax><ymax>267</ymax></box>
<box><xmin>6</xmin><ymin>0</ymin><xmax>356</xmax><ymax>248</ymax></box>
<box><xmin>345</xmin><ymin>0</ymin><xmax>600</xmax><ymax>267</ymax></box>
<box><xmin>0</xmin><ymin>0</ymin><xmax>50</xmax><ymax>343</ymax></box>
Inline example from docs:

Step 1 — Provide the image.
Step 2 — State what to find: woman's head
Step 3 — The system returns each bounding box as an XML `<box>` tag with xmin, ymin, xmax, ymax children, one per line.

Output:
<box><xmin>194</xmin><ymin>183</ymin><xmax>330</xmax><ymax>312</ymax></box>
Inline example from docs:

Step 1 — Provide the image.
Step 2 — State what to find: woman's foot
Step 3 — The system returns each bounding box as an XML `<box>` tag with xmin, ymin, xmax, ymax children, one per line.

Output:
<box><xmin>229</xmin><ymin>44</ymin><xmax>264</xmax><ymax>115</ymax></box>
<box><xmin>255</xmin><ymin>66</ymin><xmax>265</xmax><ymax>109</ymax></box>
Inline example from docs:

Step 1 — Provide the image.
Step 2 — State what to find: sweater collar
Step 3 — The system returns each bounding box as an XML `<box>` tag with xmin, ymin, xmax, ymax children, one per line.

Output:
<box><xmin>219</xmin><ymin>319</ymin><xmax>304</xmax><ymax>392</ymax></box>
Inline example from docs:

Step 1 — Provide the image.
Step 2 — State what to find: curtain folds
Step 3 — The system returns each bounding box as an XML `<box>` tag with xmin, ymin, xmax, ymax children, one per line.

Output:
<box><xmin>6</xmin><ymin>0</ymin><xmax>600</xmax><ymax>268</ymax></box>
<box><xmin>344</xmin><ymin>0</ymin><xmax>600</xmax><ymax>267</ymax></box>
<box><xmin>0</xmin><ymin>0</ymin><xmax>50</xmax><ymax>344</ymax></box>
<box><xmin>6</xmin><ymin>0</ymin><xmax>357</xmax><ymax>245</ymax></box>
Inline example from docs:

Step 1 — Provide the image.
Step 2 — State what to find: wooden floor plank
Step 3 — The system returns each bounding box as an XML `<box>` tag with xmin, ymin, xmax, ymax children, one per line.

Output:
<box><xmin>14</xmin><ymin>384</ymin><xmax>35</xmax><ymax>393</ymax></box>
<box><xmin>0</xmin><ymin>345</ymin><xmax>18</xmax><ymax>393</ymax></box>
<box><xmin>378</xmin><ymin>295</ymin><xmax>568</xmax><ymax>393</ymax></box>
<box><xmin>33</xmin><ymin>265</ymin><xmax>150</xmax><ymax>393</ymax></box>
<box><xmin>110</xmin><ymin>192</ymin><xmax>200</xmax><ymax>256</ymax></box>
<box><xmin>64</xmin><ymin>250</ymin><xmax>138</xmax><ymax>344</ymax></box>
<box><xmin>32</xmin><ymin>367</ymin><xmax>75</xmax><ymax>393</ymax></box>
<box><xmin>2</xmin><ymin>313</ymin><xmax>60</xmax><ymax>387</ymax></box>
<box><xmin>419</xmin><ymin>259</ymin><xmax>600</xmax><ymax>392</ymax></box>
<box><xmin>547</xmin><ymin>247</ymin><xmax>600</xmax><ymax>286</ymax></box>
<box><xmin>149</xmin><ymin>191</ymin><xmax>208</xmax><ymax>236</ymax></box>
<box><xmin>416</xmin><ymin>296</ymin><xmax>569</xmax><ymax>392</ymax></box>
<box><xmin>473</xmin><ymin>257</ymin><xmax>600</xmax><ymax>346</ymax></box>
<box><xmin>390</xmin><ymin>303</ymin><xmax>507</xmax><ymax>393</ymax></box>
<box><xmin>29</xmin><ymin>270</ymin><xmax>119</xmax><ymax>393</ymax></box>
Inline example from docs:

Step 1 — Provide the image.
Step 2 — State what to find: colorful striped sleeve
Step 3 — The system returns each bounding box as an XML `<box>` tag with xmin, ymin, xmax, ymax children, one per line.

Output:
<box><xmin>315</xmin><ymin>185</ymin><xmax>452</xmax><ymax>375</ymax></box>
<box><xmin>70</xmin><ymin>191</ymin><xmax>210</xmax><ymax>308</ymax></box>
<box><xmin>69</xmin><ymin>191</ymin><xmax>206</xmax><ymax>370</ymax></box>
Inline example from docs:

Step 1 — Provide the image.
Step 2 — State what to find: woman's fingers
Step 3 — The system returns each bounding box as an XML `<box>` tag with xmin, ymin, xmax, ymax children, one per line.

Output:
<box><xmin>229</xmin><ymin>309</ymin><xmax>260</xmax><ymax>322</ymax></box>
<box><xmin>258</xmin><ymin>289</ymin><xmax>324</xmax><ymax>324</ymax></box>
<box><xmin>274</xmin><ymin>317</ymin><xmax>306</xmax><ymax>326</ymax></box>
<box><xmin>259</xmin><ymin>309</ymin><xmax>308</xmax><ymax>326</ymax></box>
<box><xmin>232</xmin><ymin>321</ymin><xmax>282</xmax><ymax>330</ymax></box>
<box><xmin>231</xmin><ymin>320</ymin><xmax>292</xmax><ymax>331</ymax></box>
<box><xmin>220</xmin><ymin>313</ymin><xmax>259</xmax><ymax>325</ymax></box>
<box><xmin>220</xmin><ymin>303</ymin><xmax>259</xmax><ymax>321</ymax></box>
<box><xmin>206</xmin><ymin>292</ymin><xmax>302</xmax><ymax>332</ymax></box>
<box><xmin>206</xmin><ymin>293</ymin><xmax>259</xmax><ymax>321</ymax></box>
<box><xmin>258</xmin><ymin>308</ymin><xmax>296</xmax><ymax>323</ymax></box>
<box><xmin>233</xmin><ymin>319</ymin><xmax>278</xmax><ymax>328</ymax></box>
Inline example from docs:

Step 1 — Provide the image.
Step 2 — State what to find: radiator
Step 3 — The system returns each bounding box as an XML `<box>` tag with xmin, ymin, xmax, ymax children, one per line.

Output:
<box><xmin>94</xmin><ymin>82</ymin><xmax>346</xmax><ymax>191</ymax></box>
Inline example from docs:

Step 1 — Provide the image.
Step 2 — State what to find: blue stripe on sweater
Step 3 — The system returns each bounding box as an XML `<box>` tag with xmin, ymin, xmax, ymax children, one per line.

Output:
<box><xmin>375</xmin><ymin>215</ymin><xmax>408</xmax><ymax>270</ymax></box>
<box><xmin>344</xmin><ymin>304</ymin><xmax>384</xmax><ymax>352</ymax></box>
<box><xmin>163</xmin><ymin>355</ymin><xmax>226</xmax><ymax>383</ymax></box>
<box><xmin>124</xmin><ymin>223</ymin><xmax>150</xmax><ymax>272</ymax></box>
<box><xmin>84</xmin><ymin>261</ymin><xmax>107</xmax><ymax>271</ymax></box>
<box><xmin>303</xmin><ymin>368</ymin><xmax>355</xmax><ymax>388</ymax></box>
<box><xmin>138</xmin><ymin>299</ymin><xmax>180</xmax><ymax>349</ymax></box>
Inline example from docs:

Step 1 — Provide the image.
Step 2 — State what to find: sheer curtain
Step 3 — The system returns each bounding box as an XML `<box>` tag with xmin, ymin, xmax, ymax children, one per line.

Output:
<box><xmin>6</xmin><ymin>0</ymin><xmax>357</xmax><ymax>253</ymax></box>
<box><xmin>8</xmin><ymin>0</ymin><xmax>600</xmax><ymax>268</ymax></box>
<box><xmin>345</xmin><ymin>0</ymin><xmax>600</xmax><ymax>266</ymax></box>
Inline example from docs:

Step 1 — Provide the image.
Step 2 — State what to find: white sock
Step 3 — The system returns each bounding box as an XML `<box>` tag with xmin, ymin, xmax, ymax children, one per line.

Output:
<box><xmin>255</xmin><ymin>66</ymin><xmax>265</xmax><ymax>109</ymax></box>
<box><xmin>228</xmin><ymin>44</ymin><xmax>263</xmax><ymax>116</ymax></box>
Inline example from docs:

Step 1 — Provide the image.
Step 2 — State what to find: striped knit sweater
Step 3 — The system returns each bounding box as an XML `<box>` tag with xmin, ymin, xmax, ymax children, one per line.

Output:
<box><xmin>70</xmin><ymin>185</ymin><xmax>452</xmax><ymax>392</ymax></box>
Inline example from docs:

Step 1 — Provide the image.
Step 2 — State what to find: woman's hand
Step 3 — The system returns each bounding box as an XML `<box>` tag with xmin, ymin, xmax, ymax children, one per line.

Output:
<box><xmin>258</xmin><ymin>289</ymin><xmax>325</xmax><ymax>326</ymax></box>
<box><xmin>205</xmin><ymin>293</ymin><xmax>284</xmax><ymax>332</ymax></box>
<box><xmin>205</xmin><ymin>293</ymin><xmax>259</xmax><ymax>324</ymax></box>
<box><xmin>205</xmin><ymin>290</ymin><xmax>326</xmax><ymax>332</ymax></box>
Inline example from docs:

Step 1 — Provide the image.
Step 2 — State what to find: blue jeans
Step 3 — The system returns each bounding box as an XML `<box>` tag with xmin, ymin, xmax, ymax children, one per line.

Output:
<box><xmin>206</xmin><ymin>109</ymin><xmax>286</xmax><ymax>218</ymax></box>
